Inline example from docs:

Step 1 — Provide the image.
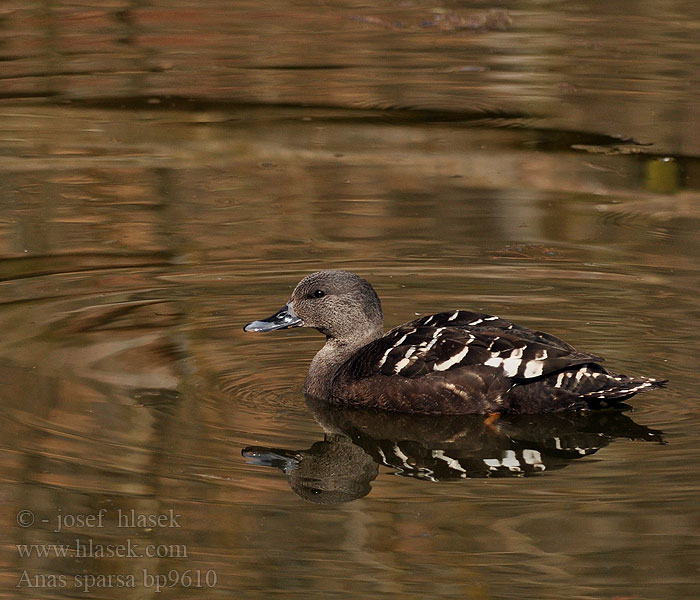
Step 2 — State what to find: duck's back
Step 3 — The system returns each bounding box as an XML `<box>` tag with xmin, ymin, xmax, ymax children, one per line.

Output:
<box><xmin>330</xmin><ymin>310</ymin><xmax>664</xmax><ymax>414</ymax></box>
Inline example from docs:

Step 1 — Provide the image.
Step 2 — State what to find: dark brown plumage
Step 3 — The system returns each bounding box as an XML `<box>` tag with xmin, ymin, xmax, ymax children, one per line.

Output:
<box><xmin>244</xmin><ymin>270</ymin><xmax>666</xmax><ymax>415</ymax></box>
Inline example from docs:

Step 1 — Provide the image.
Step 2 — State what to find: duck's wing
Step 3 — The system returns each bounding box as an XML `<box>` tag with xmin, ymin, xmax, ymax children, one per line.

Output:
<box><xmin>407</xmin><ymin>310</ymin><xmax>584</xmax><ymax>355</ymax></box>
<box><xmin>341</xmin><ymin>316</ymin><xmax>602</xmax><ymax>383</ymax></box>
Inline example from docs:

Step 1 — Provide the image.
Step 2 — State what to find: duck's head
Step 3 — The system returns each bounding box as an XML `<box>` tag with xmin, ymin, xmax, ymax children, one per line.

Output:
<box><xmin>244</xmin><ymin>270</ymin><xmax>383</xmax><ymax>343</ymax></box>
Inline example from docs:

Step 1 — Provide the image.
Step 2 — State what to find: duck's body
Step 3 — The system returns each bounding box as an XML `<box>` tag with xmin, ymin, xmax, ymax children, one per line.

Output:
<box><xmin>244</xmin><ymin>271</ymin><xmax>666</xmax><ymax>415</ymax></box>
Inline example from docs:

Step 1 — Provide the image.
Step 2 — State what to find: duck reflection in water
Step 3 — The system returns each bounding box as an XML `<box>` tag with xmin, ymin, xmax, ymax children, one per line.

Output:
<box><xmin>243</xmin><ymin>397</ymin><xmax>664</xmax><ymax>504</ymax></box>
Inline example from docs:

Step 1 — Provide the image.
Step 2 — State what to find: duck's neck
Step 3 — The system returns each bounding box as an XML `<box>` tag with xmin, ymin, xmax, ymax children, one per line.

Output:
<box><xmin>303</xmin><ymin>329</ymin><xmax>381</xmax><ymax>399</ymax></box>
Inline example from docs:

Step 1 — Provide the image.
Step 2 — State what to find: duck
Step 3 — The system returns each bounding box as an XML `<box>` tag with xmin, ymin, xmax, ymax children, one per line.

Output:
<box><xmin>243</xmin><ymin>270</ymin><xmax>666</xmax><ymax>415</ymax></box>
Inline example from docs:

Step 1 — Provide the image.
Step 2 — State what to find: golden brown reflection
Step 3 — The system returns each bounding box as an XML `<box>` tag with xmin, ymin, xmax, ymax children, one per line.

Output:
<box><xmin>2</xmin><ymin>1</ymin><xmax>700</xmax><ymax>598</ymax></box>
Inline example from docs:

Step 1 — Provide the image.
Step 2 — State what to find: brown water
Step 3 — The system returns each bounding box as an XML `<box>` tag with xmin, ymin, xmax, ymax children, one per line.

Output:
<box><xmin>2</xmin><ymin>2</ymin><xmax>700</xmax><ymax>599</ymax></box>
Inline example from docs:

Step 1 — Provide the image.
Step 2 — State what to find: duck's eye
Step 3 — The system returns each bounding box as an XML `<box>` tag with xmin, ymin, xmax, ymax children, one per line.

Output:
<box><xmin>312</xmin><ymin>289</ymin><xmax>326</xmax><ymax>298</ymax></box>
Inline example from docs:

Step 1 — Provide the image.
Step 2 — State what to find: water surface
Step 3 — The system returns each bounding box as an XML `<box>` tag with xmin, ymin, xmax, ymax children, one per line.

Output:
<box><xmin>2</xmin><ymin>2</ymin><xmax>700</xmax><ymax>599</ymax></box>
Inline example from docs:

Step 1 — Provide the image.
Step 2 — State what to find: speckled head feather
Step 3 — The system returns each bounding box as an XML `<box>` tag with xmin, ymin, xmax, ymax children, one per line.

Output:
<box><xmin>289</xmin><ymin>270</ymin><xmax>383</xmax><ymax>343</ymax></box>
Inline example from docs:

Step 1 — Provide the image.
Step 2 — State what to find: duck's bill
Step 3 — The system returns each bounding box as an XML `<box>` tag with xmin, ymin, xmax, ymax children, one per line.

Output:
<box><xmin>244</xmin><ymin>303</ymin><xmax>303</xmax><ymax>332</ymax></box>
<box><xmin>241</xmin><ymin>446</ymin><xmax>299</xmax><ymax>474</ymax></box>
